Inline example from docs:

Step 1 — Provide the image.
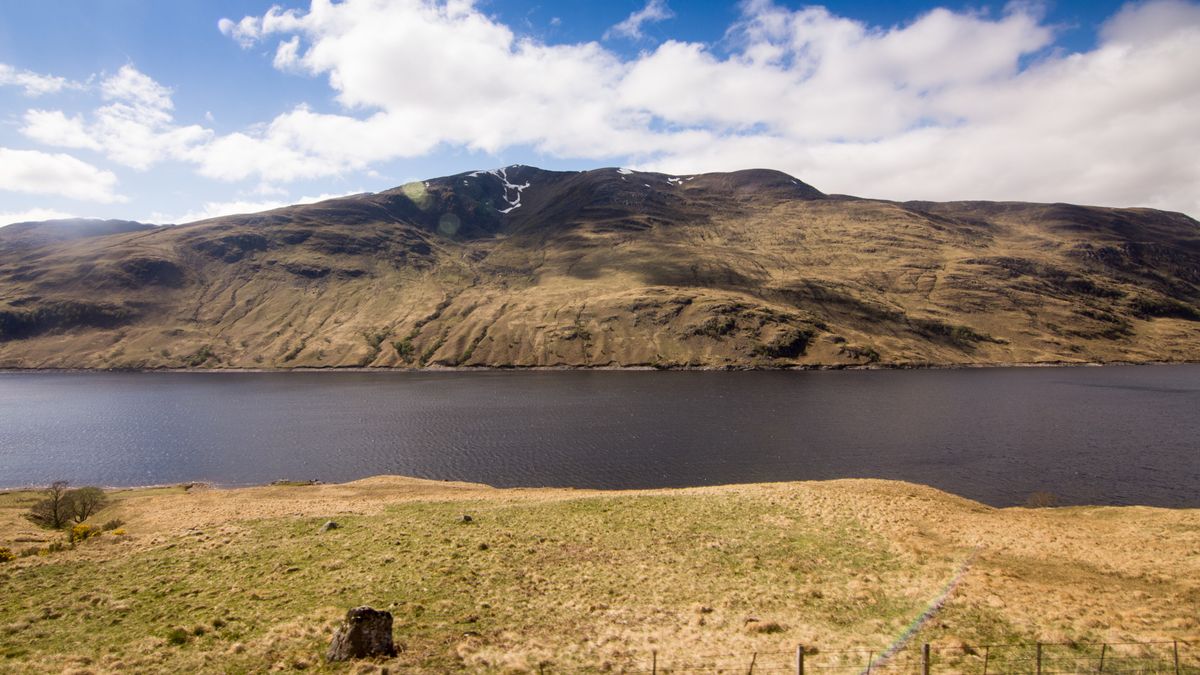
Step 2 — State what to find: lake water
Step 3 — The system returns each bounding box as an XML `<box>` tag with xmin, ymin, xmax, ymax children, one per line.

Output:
<box><xmin>0</xmin><ymin>366</ymin><xmax>1197</xmax><ymax>507</ymax></box>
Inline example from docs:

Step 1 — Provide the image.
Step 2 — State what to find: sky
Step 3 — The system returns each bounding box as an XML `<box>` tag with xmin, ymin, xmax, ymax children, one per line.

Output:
<box><xmin>0</xmin><ymin>0</ymin><xmax>1198</xmax><ymax>225</ymax></box>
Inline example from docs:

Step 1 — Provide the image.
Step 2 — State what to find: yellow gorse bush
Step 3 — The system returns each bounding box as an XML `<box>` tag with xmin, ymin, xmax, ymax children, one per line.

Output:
<box><xmin>70</xmin><ymin>524</ymin><xmax>100</xmax><ymax>543</ymax></box>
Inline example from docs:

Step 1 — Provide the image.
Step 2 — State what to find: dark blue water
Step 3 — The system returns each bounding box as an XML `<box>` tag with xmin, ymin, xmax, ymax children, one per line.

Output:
<box><xmin>0</xmin><ymin>366</ymin><xmax>1197</xmax><ymax>507</ymax></box>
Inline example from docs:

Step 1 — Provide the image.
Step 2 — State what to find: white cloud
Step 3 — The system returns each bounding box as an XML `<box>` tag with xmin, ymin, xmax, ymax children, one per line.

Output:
<box><xmin>152</xmin><ymin>191</ymin><xmax>362</xmax><ymax>224</ymax></box>
<box><xmin>605</xmin><ymin>0</ymin><xmax>675</xmax><ymax>41</ymax></box>
<box><xmin>0</xmin><ymin>147</ymin><xmax>124</xmax><ymax>203</ymax></box>
<box><xmin>13</xmin><ymin>0</ymin><xmax>1200</xmax><ymax>217</ymax></box>
<box><xmin>0</xmin><ymin>63</ymin><xmax>77</xmax><ymax>96</ymax></box>
<box><xmin>1102</xmin><ymin>0</ymin><xmax>1200</xmax><ymax>43</ymax></box>
<box><xmin>21</xmin><ymin>110</ymin><xmax>102</xmax><ymax>150</ymax></box>
<box><xmin>273</xmin><ymin>36</ymin><xmax>303</xmax><ymax>71</ymax></box>
<box><xmin>207</xmin><ymin>0</ymin><xmax>1198</xmax><ymax>213</ymax></box>
<box><xmin>218</xmin><ymin>16</ymin><xmax>262</xmax><ymax>48</ymax></box>
<box><xmin>641</xmin><ymin>0</ymin><xmax>1200</xmax><ymax>215</ymax></box>
<box><xmin>0</xmin><ymin>208</ymin><xmax>76</xmax><ymax>227</ymax></box>
<box><xmin>100</xmin><ymin>63</ymin><xmax>173</xmax><ymax>110</ymax></box>
<box><xmin>21</xmin><ymin>65</ymin><xmax>211</xmax><ymax>170</ymax></box>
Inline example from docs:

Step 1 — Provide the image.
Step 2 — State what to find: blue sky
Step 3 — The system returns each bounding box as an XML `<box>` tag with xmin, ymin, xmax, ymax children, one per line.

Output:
<box><xmin>1</xmin><ymin>0</ymin><xmax>1198</xmax><ymax>224</ymax></box>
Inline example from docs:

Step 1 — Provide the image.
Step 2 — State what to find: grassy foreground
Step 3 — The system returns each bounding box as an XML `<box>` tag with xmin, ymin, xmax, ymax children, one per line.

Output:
<box><xmin>0</xmin><ymin>477</ymin><xmax>1197</xmax><ymax>673</ymax></box>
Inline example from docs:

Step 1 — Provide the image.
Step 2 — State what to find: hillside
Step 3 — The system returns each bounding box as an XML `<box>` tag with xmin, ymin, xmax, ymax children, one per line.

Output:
<box><xmin>0</xmin><ymin>478</ymin><xmax>1196</xmax><ymax>672</ymax></box>
<box><xmin>1</xmin><ymin>166</ymin><xmax>1198</xmax><ymax>369</ymax></box>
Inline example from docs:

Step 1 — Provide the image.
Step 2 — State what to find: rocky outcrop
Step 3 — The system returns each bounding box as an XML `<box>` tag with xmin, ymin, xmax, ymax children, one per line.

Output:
<box><xmin>326</xmin><ymin>606</ymin><xmax>397</xmax><ymax>661</ymax></box>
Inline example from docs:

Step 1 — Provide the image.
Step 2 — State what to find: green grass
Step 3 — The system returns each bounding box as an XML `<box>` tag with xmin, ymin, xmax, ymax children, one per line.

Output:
<box><xmin>0</xmin><ymin>490</ymin><xmax>988</xmax><ymax>672</ymax></box>
<box><xmin>4</xmin><ymin>477</ymin><xmax>1189</xmax><ymax>673</ymax></box>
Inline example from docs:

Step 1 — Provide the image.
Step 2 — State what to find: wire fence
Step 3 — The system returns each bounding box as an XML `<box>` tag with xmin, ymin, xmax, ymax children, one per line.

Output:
<box><xmin>603</xmin><ymin>639</ymin><xmax>1199</xmax><ymax>674</ymax></box>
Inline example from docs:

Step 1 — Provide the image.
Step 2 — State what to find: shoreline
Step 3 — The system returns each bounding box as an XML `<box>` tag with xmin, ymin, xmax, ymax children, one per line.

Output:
<box><xmin>0</xmin><ymin>358</ymin><xmax>1197</xmax><ymax>374</ymax></box>
<box><xmin>3</xmin><ymin>474</ymin><xmax>1196</xmax><ymax>511</ymax></box>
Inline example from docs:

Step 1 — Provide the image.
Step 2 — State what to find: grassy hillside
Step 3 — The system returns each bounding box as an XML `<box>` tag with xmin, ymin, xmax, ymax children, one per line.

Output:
<box><xmin>0</xmin><ymin>477</ymin><xmax>1196</xmax><ymax>672</ymax></box>
<box><xmin>1</xmin><ymin>167</ymin><xmax>1199</xmax><ymax>369</ymax></box>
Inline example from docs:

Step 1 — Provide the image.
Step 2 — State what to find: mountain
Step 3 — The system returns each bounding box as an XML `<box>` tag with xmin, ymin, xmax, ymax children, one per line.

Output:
<box><xmin>1</xmin><ymin>166</ymin><xmax>1198</xmax><ymax>369</ymax></box>
<box><xmin>0</xmin><ymin>218</ymin><xmax>156</xmax><ymax>250</ymax></box>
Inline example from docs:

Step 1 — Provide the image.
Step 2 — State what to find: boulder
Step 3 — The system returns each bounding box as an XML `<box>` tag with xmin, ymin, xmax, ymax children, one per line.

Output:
<box><xmin>326</xmin><ymin>606</ymin><xmax>397</xmax><ymax>661</ymax></box>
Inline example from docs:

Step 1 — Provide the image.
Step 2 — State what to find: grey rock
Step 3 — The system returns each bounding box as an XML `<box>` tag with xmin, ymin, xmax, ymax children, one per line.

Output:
<box><xmin>326</xmin><ymin>606</ymin><xmax>397</xmax><ymax>661</ymax></box>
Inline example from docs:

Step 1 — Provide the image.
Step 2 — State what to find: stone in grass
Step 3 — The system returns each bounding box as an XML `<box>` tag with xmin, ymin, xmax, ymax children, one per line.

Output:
<box><xmin>320</xmin><ymin>521</ymin><xmax>340</xmax><ymax>533</ymax></box>
<box><xmin>326</xmin><ymin>606</ymin><xmax>397</xmax><ymax>661</ymax></box>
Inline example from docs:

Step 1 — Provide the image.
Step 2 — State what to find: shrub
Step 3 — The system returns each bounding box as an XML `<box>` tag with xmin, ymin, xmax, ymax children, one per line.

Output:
<box><xmin>694</xmin><ymin>315</ymin><xmax>736</xmax><ymax>338</ymax></box>
<box><xmin>1025</xmin><ymin>491</ymin><xmax>1060</xmax><ymax>508</ymax></box>
<box><xmin>110</xmin><ymin>528</ymin><xmax>127</xmax><ymax>536</ymax></box>
<box><xmin>0</xmin><ymin>548</ymin><xmax>14</xmax><ymax>563</ymax></box>
<box><xmin>100</xmin><ymin>518</ymin><xmax>125</xmax><ymax>532</ymax></box>
<box><xmin>70</xmin><ymin>524</ymin><xmax>100</xmax><ymax>543</ymax></box>
<box><xmin>166</xmin><ymin>627</ymin><xmax>190</xmax><ymax>645</ymax></box>
<box><xmin>38</xmin><ymin>541</ymin><xmax>68</xmax><ymax>556</ymax></box>
<box><xmin>392</xmin><ymin>338</ymin><xmax>415</xmax><ymax>362</ymax></box>
<box><xmin>183</xmin><ymin>345</ymin><xmax>214</xmax><ymax>367</ymax></box>
<box><xmin>841</xmin><ymin>344</ymin><xmax>881</xmax><ymax>363</ymax></box>
<box><xmin>27</xmin><ymin>481</ymin><xmax>73</xmax><ymax>529</ymax></box>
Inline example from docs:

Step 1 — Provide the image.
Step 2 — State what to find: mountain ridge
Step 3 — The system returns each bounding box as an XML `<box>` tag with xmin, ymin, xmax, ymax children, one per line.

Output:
<box><xmin>1</xmin><ymin>165</ymin><xmax>1198</xmax><ymax>369</ymax></box>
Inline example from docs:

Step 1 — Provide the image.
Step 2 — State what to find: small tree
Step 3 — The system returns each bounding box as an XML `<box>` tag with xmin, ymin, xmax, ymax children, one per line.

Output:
<box><xmin>67</xmin><ymin>487</ymin><xmax>109</xmax><ymax>523</ymax></box>
<box><xmin>27</xmin><ymin>481</ymin><xmax>73</xmax><ymax>529</ymax></box>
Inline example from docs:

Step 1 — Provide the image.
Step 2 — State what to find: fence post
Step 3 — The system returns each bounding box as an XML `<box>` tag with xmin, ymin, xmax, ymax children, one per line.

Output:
<box><xmin>796</xmin><ymin>645</ymin><xmax>805</xmax><ymax>675</ymax></box>
<box><xmin>1098</xmin><ymin>643</ymin><xmax>1106</xmax><ymax>672</ymax></box>
<box><xmin>923</xmin><ymin>643</ymin><xmax>931</xmax><ymax>675</ymax></box>
<box><xmin>1036</xmin><ymin>643</ymin><xmax>1042</xmax><ymax>675</ymax></box>
<box><xmin>747</xmin><ymin>651</ymin><xmax>757</xmax><ymax>675</ymax></box>
<box><xmin>982</xmin><ymin>646</ymin><xmax>989</xmax><ymax>675</ymax></box>
<box><xmin>651</xmin><ymin>650</ymin><xmax>657</xmax><ymax>675</ymax></box>
<box><xmin>1175</xmin><ymin>640</ymin><xmax>1181</xmax><ymax>675</ymax></box>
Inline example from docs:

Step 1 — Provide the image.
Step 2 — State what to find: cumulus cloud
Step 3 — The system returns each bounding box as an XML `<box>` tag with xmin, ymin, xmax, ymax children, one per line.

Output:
<box><xmin>1102</xmin><ymin>0</ymin><xmax>1200</xmax><ymax>43</ymax></box>
<box><xmin>201</xmin><ymin>0</ymin><xmax>1200</xmax><ymax>214</ymax></box>
<box><xmin>0</xmin><ymin>208</ymin><xmax>76</xmax><ymax>227</ymax></box>
<box><xmin>605</xmin><ymin>0</ymin><xmax>675</xmax><ymax>40</ymax></box>
<box><xmin>0</xmin><ymin>63</ymin><xmax>77</xmax><ymax>96</ymax></box>
<box><xmin>22</xmin><ymin>65</ymin><xmax>211</xmax><ymax>170</ymax></box>
<box><xmin>153</xmin><ymin>191</ymin><xmax>362</xmax><ymax>224</ymax></box>
<box><xmin>0</xmin><ymin>147</ymin><xmax>123</xmax><ymax>203</ymax></box>
<box><xmin>14</xmin><ymin>0</ymin><xmax>1200</xmax><ymax>216</ymax></box>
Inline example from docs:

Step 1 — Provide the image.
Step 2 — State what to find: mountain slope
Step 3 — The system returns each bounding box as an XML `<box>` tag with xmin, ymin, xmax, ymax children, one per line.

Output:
<box><xmin>1</xmin><ymin>166</ymin><xmax>1198</xmax><ymax>369</ymax></box>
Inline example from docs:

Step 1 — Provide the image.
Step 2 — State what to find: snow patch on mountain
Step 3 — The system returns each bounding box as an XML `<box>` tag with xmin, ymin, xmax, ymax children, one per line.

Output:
<box><xmin>490</xmin><ymin>167</ymin><xmax>530</xmax><ymax>214</ymax></box>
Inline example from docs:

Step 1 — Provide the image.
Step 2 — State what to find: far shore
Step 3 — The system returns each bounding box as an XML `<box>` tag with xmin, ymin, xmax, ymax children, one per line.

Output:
<box><xmin>1</xmin><ymin>358</ymin><xmax>1197</xmax><ymax>374</ymax></box>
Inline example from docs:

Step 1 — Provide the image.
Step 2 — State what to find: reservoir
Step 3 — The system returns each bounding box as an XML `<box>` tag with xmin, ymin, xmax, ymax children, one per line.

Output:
<box><xmin>0</xmin><ymin>365</ymin><xmax>1197</xmax><ymax>507</ymax></box>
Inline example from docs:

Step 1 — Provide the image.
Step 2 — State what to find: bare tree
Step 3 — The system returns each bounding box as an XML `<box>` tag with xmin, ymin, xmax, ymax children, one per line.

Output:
<box><xmin>67</xmin><ymin>487</ymin><xmax>109</xmax><ymax>523</ymax></box>
<box><xmin>27</xmin><ymin>481</ymin><xmax>73</xmax><ymax>529</ymax></box>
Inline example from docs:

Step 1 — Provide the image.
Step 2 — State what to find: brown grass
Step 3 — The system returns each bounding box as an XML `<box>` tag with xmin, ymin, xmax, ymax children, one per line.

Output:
<box><xmin>0</xmin><ymin>476</ymin><xmax>1196</xmax><ymax>672</ymax></box>
<box><xmin>2</xmin><ymin>169</ymin><xmax>1199</xmax><ymax>370</ymax></box>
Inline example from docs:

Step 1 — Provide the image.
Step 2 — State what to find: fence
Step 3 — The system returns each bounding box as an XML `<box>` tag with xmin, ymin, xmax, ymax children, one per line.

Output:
<box><xmin>622</xmin><ymin>639</ymin><xmax>1198</xmax><ymax>674</ymax></box>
